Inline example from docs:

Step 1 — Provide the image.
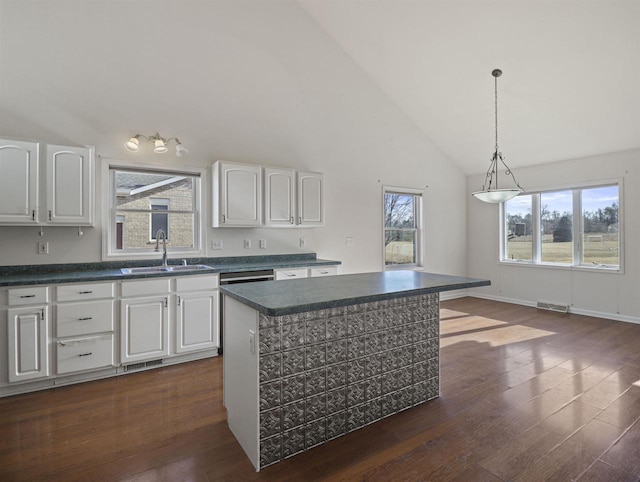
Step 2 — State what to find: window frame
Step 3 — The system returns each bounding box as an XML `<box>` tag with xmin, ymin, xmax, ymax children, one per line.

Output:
<box><xmin>500</xmin><ymin>179</ymin><xmax>623</xmax><ymax>273</ymax></box>
<box><xmin>102</xmin><ymin>159</ymin><xmax>204</xmax><ymax>260</ymax></box>
<box><xmin>382</xmin><ymin>186</ymin><xmax>423</xmax><ymax>271</ymax></box>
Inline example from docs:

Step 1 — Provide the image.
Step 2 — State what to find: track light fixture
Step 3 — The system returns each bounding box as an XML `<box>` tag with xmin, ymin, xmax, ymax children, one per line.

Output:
<box><xmin>125</xmin><ymin>133</ymin><xmax>189</xmax><ymax>157</ymax></box>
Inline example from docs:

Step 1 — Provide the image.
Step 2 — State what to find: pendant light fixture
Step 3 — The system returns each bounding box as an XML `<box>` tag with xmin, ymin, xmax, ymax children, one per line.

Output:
<box><xmin>472</xmin><ymin>69</ymin><xmax>523</xmax><ymax>203</ymax></box>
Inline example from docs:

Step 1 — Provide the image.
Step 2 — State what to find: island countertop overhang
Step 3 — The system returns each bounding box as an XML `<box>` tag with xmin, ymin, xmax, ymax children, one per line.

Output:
<box><xmin>219</xmin><ymin>270</ymin><xmax>490</xmax><ymax>316</ymax></box>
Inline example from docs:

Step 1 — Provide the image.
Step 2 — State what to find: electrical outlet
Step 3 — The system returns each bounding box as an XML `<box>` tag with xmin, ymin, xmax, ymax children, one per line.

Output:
<box><xmin>244</xmin><ymin>239</ymin><xmax>252</xmax><ymax>249</ymax></box>
<box><xmin>38</xmin><ymin>241</ymin><xmax>49</xmax><ymax>254</ymax></box>
<box><xmin>299</xmin><ymin>237</ymin><xmax>306</xmax><ymax>248</ymax></box>
<box><xmin>346</xmin><ymin>237</ymin><xmax>354</xmax><ymax>247</ymax></box>
<box><xmin>259</xmin><ymin>239</ymin><xmax>267</xmax><ymax>249</ymax></box>
<box><xmin>211</xmin><ymin>239</ymin><xmax>223</xmax><ymax>250</ymax></box>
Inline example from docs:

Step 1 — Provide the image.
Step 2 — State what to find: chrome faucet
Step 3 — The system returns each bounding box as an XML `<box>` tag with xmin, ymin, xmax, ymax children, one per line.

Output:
<box><xmin>154</xmin><ymin>229</ymin><xmax>168</xmax><ymax>268</ymax></box>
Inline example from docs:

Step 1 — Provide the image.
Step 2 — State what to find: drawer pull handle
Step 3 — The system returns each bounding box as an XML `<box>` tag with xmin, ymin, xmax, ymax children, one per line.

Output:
<box><xmin>320</xmin><ymin>271</ymin><xmax>328</xmax><ymax>274</ymax></box>
<box><xmin>286</xmin><ymin>273</ymin><xmax>296</xmax><ymax>277</ymax></box>
<box><xmin>78</xmin><ymin>317</ymin><xmax>93</xmax><ymax>321</ymax></box>
<box><xmin>78</xmin><ymin>352</ymin><xmax>93</xmax><ymax>357</ymax></box>
<box><xmin>19</xmin><ymin>294</ymin><xmax>36</xmax><ymax>298</ymax></box>
<box><xmin>78</xmin><ymin>291</ymin><xmax>93</xmax><ymax>294</ymax></box>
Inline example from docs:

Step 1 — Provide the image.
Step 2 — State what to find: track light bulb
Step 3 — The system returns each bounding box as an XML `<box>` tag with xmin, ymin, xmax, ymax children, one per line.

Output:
<box><xmin>125</xmin><ymin>136</ymin><xmax>140</xmax><ymax>152</ymax></box>
<box><xmin>154</xmin><ymin>139</ymin><xmax>168</xmax><ymax>154</ymax></box>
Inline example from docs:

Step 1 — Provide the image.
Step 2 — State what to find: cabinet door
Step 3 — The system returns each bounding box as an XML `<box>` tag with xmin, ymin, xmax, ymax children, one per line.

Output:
<box><xmin>8</xmin><ymin>306</ymin><xmax>49</xmax><ymax>382</ymax></box>
<box><xmin>175</xmin><ymin>291</ymin><xmax>219</xmax><ymax>353</ymax></box>
<box><xmin>45</xmin><ymin>144</ymin><xmax>94</xmax><ymax>225</ymax></box>
<box><xmin>297</xmin><ymin>171</ymin><xmax>324</xmax><ymax>226</ymax></box>
<box><xmin>120</xmin><ymin>296</ymin><xmax>169</xmax><ymax>363</ymax></box>
<box><xmin>264</xmin><ymin>167</ymin><xmax>295</xmax><ymax>227</ymax></box>
<box><xmin>0</xmin><ymin>139</ymin><xmax>39</xmax><ymax>224</ymax></box>
<box><xmin>212</xmin><ymin>161</ymin><xmax>262</xmax><ymax>227</ymax></box>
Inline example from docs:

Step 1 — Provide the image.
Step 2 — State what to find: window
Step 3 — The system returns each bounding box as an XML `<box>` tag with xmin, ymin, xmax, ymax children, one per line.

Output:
<box><xmin>107</xmin><ymin>166</ymin><xmax>201</xmax><ymax>256</ymax></box>
<box><xmin>502</xmin><ymin>182</ymin><xmax>621</xmax><ymax>270</ymax></box>
<box><xmin>383</xmin><ymin>187</ymin><xmax>422</xmax><ymax>269</ymax></box>
<box><xmin>149</xmin><ymin>198</ymin><xmax>169</xmax><ymax>240</ymax></box>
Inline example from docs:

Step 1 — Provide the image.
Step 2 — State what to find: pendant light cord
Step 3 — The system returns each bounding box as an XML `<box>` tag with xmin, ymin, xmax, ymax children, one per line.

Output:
<box><xmin>495</xmin><ymin>73</ymin><xmax>499</xmax><ymax>152</ymax></box>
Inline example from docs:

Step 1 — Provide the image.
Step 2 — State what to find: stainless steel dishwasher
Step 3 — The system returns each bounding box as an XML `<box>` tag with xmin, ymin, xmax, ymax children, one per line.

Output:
<box><xmin>219</xmin><ymin>269</ymin><xmax>275</xmax><ymax>354</ymax></box>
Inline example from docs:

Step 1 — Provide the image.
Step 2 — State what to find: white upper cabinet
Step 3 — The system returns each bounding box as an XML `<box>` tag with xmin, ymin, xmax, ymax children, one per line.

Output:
<box><xmin>0</xmin><ymin>138</ymin><xmax>39</xmax><ymax>224</ymax></box>
<box><xmin>0</xmin><ymin>138</ymin><xmax>94</xmax><ymax>226</ymax></box>
<box><xmin>264</xmin><ymin>167</ymin><xmax>296</xmax><ymax>227</ymax></box>
<box><xmin>45</xmin><ymin>144</ymin><xmax>94</xmax><ymax>225</ymax></box>
<box><xmin>212</xmin><ymin>161</ymin><xmax>262</xmax><ymax>227</ymax></box>
<box><xmin>297</xmin><ymin>171</ymin><xmax>324</xmax><ymax>226</ymax></box>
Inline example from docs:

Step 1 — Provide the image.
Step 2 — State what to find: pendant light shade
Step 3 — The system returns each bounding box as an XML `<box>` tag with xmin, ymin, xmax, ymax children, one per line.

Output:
<box><xmin>472</xmin><ymin>69</ymin><xmax>523</xmax><ymax>203</ymax></box>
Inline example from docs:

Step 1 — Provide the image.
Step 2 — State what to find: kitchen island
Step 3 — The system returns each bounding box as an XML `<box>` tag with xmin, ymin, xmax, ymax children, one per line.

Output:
<box><xmin>220</xmin><ymin>270</ymin><xmax>490</xmax><ymax>470</ymax></box>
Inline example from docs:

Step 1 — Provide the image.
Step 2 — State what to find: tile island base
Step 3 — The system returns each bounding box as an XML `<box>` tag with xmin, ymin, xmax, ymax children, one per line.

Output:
<box><xmin>221</xmin><ymin>271</ymin><xmax>489</xmax><ymax>470</ymax></box>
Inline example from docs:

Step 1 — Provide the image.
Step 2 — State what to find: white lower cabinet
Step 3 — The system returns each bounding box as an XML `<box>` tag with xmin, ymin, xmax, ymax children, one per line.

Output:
<box><xmin>175</xmin><ymin>291</ymin><xmax>219</xmax><ymax>353</ymax></box>
<box><xmin>120</xmin><ymin>295</ymin><xmax>169</xmax><ymax>364</ymax></box>
<box><xmin>8</xmin><ymin>305</ymin><xmax>49</xmax><ymax>383</ymax></box>
<box><xmin>275</xmin><ymin>265</ymin><xmax>338</xmax><ymax>280</ymax></box>
<box><xmin>56</xmin><ymin>335</ymin><xmax>114</xmax><ymax>374</ymax></box>
<box><xmin>120</xmin><ymin>275</ymin><xmax>219</xmax><ymax>365</ymax></box>
<box><xmin>309</xmin><ymin>266</ymin><xmax>338</xmax><ymax>277</ymax></box>
<box><xmin>1</xmin><ymin>273</ymin><xmax>219</xmax><ymax>395</ymax></box>
<box><xmin>54</xmin><ymin>281</ymin><xmax>116</xmax><ymax>376</ymax></box>
<box><xmin>275</xmin><ymin>268</ymin><xmax>308</xmax><ymax>280</ymax></box>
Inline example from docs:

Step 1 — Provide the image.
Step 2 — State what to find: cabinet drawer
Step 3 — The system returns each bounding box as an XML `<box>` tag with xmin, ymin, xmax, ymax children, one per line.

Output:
<box><xmin>121</xmin><ymin>279</ymin><xmax>170</xmax><ymax>297</ymax></box>
<box><xmin>8</xmin><ymin>286</ymin><xmax>48</xmax><ymax>306</ymax></box>
<box><xmin>57</xmin><ymin>282</ymin><xmax>114</xmax><ymax>302</ymax></box>
<box><xmin>310</xmin><ymin>266</ymin><xmax>338</xmax><ymax>277</ymax></box>
<box><xmin>176</xmin><ymin>274</ymin><xmax>219</xmax><ymax>292</ymax></box>
<box><xmin>275</xmin><ymin>268</ymin><xmax>308</xmax><ymax>280</ymax></box>
<box><xmin>56</xmin><ymin>335</ymin><xmax>114</xmax><ymax>375</ymax></box>
<box><xmin>56</xmin><ymin>300</ymin><xmax>114</xmax><ymax>337</ymax></box>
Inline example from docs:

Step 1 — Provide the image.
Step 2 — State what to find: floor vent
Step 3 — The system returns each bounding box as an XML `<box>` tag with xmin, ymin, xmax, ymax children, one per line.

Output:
<box><xmin>536</xmin><ymin>301</ymin><xmax>570</xmax><ymax>313</ymax></box>
<box><xmin>124</xmin><ymin>359</ymin><xmax>164</xmax><ymax>372</ymax></box>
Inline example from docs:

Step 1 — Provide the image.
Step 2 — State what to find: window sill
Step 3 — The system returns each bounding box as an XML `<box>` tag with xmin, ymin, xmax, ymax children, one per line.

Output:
<box><xmin>103</xmin><ymin>249</ymin><xmax>203</xmax><ymax>262</ymax></box>
<box><xmin>384</xmin><ymin>264</ymin><xmax>424</xmax><ymax>272</ymax></box>
<box><xmin>499</xmin><ymin>260</ymin><xmax>623</xmax><ymax>274</ymax></box>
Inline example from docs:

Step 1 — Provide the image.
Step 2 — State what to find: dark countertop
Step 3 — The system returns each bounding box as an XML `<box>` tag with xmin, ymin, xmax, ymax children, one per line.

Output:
<box><xmin>0</xmin><ymin>254</ymin><xmax>340</xmax><ymax>287</ymax></box>
<box><xmin>220</xmin><ymin>270</ymin><xmax>491</xmax><ymax>316</ymax></box>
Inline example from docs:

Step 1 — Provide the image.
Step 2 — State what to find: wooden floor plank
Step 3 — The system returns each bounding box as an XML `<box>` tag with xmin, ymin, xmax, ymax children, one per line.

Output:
<box><xmin>2</xmin><ymin>297</ymin><xmax>640</xmax><ymax>481</ymax></box>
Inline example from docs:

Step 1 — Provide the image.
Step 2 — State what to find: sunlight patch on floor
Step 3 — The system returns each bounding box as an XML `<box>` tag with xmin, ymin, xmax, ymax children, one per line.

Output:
<box><xmin>441</xmin><ymin>323</ymin><xmax>556</xmax><ymax>348</ymax></box>
<box><xmin>440</xmin><ymin>315</ymin><xmax>507</xmax><ymax>336</ymax></box>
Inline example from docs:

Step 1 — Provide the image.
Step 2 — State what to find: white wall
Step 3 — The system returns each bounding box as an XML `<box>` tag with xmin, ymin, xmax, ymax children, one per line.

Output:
<box><xmin>0</xmin><ymin>1</ymin><xmax>467</xmax><ymax>276</ymax></box>
<box><xmin>467</xmin><ymin>149</ymin><xmax>640</xmax><ymax>322</ymax></box>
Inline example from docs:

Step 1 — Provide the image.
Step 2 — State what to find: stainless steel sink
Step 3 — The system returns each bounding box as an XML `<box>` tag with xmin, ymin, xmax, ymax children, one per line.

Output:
<box><xmin>121</xmin><ymin>265</ymin><xmax>211</xmax><ymax>275</ymax></box>
<box><xmin>169</xmin><ymin>265</ymin><xmax>212</xmax><ymax>272</ymax></box>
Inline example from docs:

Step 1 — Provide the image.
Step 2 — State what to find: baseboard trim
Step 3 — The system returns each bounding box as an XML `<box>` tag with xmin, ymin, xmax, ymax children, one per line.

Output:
<box><xmin>468</xmin><ymin>293</ymin><xmax>640</xmax><ymax>325</ymax></box>
<box><xmin>440</xmin><ymin>290</ymin><xmax>470</xmax><ymax>301</ymax></box>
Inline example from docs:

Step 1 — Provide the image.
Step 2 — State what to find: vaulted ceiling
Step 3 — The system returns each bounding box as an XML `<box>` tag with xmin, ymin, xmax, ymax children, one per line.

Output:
<box><xmin>301</xmin><ymin>0</ymin><xmax>640</xmax><ymax>174</ymax></box>
<box><xmin>1</xmin><ymin>1</ymin><xmax>638</xmax><ymax>177</ymax></box>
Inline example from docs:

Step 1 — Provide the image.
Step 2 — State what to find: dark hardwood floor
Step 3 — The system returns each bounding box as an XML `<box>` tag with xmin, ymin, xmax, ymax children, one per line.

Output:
<box><xmin>2</xmin><ymin>297</ymin><xmax>640</xmax><ymax>481</ymax></box>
